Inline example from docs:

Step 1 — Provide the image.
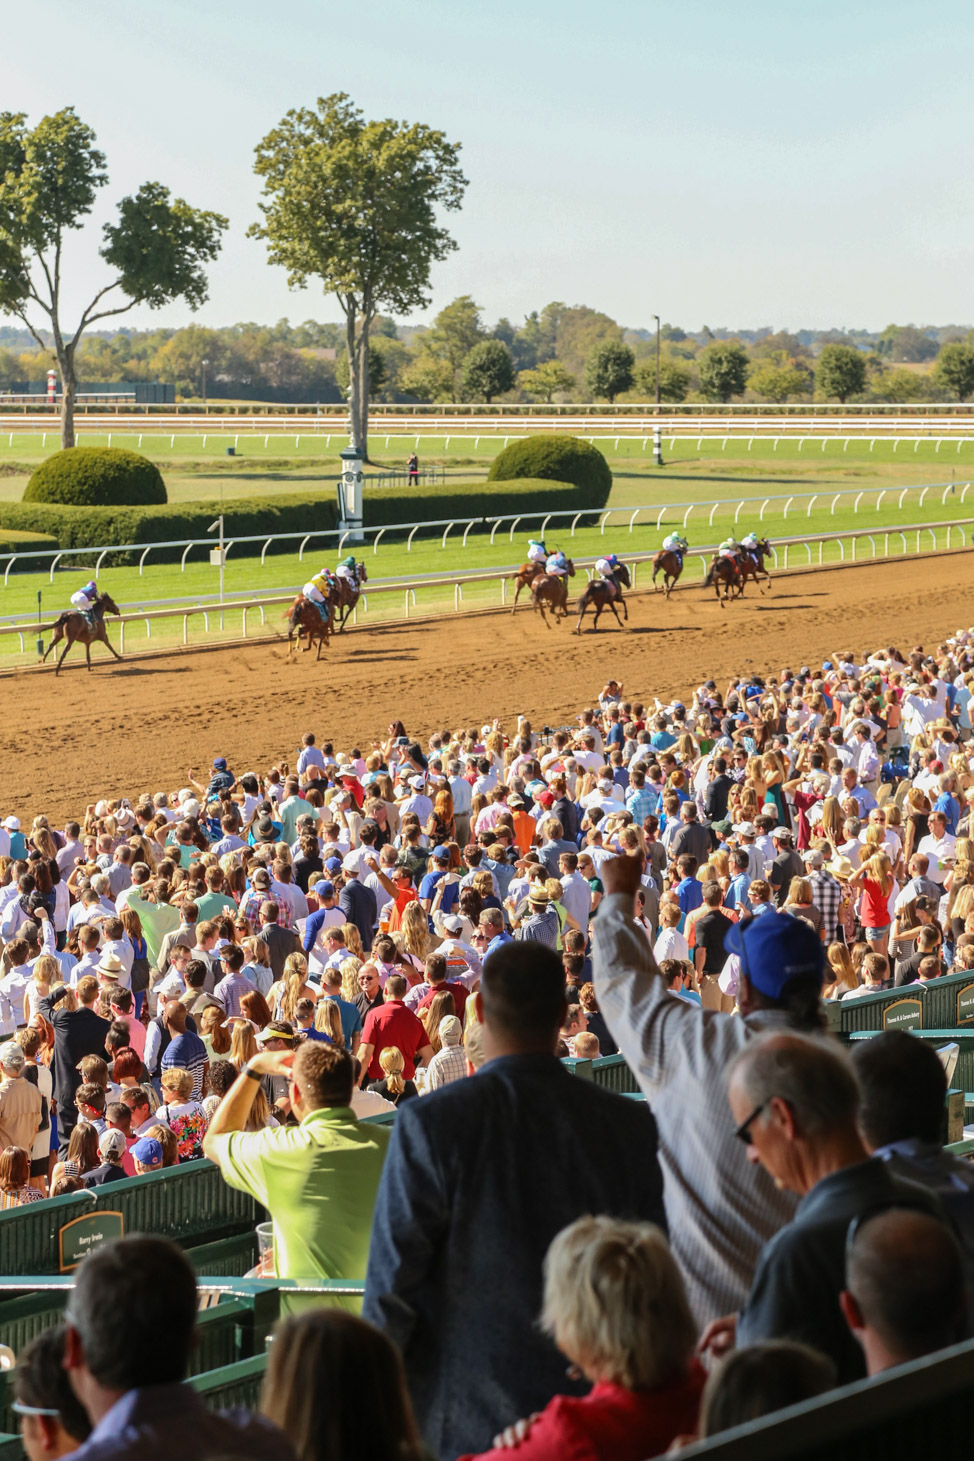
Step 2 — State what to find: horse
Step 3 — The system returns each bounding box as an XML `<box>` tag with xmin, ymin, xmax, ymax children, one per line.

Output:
<box><xmin>651</xmin><ymin>549</ymin><xmax>685</xmax><ymax>598</ymax></box>
<box><xmin>286</xmin><ymin>595</ymin><xmax>333</xmax><ymax>660</ymax></box>
<box><xmin>510</xmin><ymin>560</ymin><xmax>546</xmax><ymax>613</ymax></box>
<box><xmin>738</xmin><ymin>539</ymin><xmax>774</xmax><ymax>594</ymax></box>
<box><xmin>42</xmin><ymin>592</ymin><xmax>122</xmax><ymax>675</ymax></box>
<box><xmin>704</xmin><ymin>555</ymin><xmax>744</xmax><ymax>607</ymax></box>
<box><xmin>331</xmin><ymin>563</ymin><xmax>368</xmax><ymax>631</ymax></box>
<box><xmin>531</xmin><ymin>559</ymin><xmax>575</xmax><ymax>627</ymax></box>
<box><xmin>574</xmin><ymin>563</ymin><xmax>632</xmax><ymax>634</ymax></box>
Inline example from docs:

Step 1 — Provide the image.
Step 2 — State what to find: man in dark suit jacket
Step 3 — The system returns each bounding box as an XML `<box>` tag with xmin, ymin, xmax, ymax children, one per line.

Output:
<box><xmin>40</xmin><ymin>979</ymin><xmax>111</xmax><ymax>1156</ymax></box>
<box><xmin>704</xmin><ymin>758</ymin><xmax>734</xmax><ymax>822</ymax></box>
<box><xmin>255</xmin><ymin>903</ymin><xmax>300</xmax><ymax>983</ymax></box>
<box><xmin>363</xmin><ymin>942</ymin><xmax>667</xmax><ymax>1461</ymax></box>
<box><xmin>670</xmin><ymin>802</ymin><xmax>712</xmax><ymax>867</ymax></box>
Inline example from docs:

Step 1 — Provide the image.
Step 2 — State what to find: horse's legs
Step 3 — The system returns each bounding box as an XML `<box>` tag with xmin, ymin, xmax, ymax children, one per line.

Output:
<box><xmin>574</xmin><ymin>596</ymin><xmax>588</xmax><ymax>635</ymax></box>
<box><xmin>511</xmin><ymin>580</ymin><xmax>523</xmax><ymax>614</ymax></box>
<box><xmin>85</xmin><ymin>642</ymin><xmax>92</xmax><ymax>671</ymax></box>
<box><xmin>607</xmin><ymin>598</ymin><xmax>625</xmax><ymax>629</ymax></box>
<box><xmin>55</xmin><ymin>636</ymin><xmax>74</xmax><ymax>675</ymax></box>
<box><xmin>315</xmin><ymin>632</ymin><xmax>323</xmax><ymax>661</ymax></box>
<box><xmin>41</xmin><ymin>627</ymin><xmax>62</xmax><ymax>664</ymax></box>
<box><xmin>620</xmin><ymin>593</ymin><xmax>628</xmax><ymax>621</ymax></box>
<box><xmin>100</xmin><ymin>628</ymin><xmax>122</xmax><ymax>662</ymax></box>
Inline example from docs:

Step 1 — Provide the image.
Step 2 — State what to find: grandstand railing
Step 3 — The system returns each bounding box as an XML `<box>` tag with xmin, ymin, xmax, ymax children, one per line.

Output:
<box><xmin>0</xmin><ymin>517</ymin><xmax>969</xmax><ymax>654</ymax></box>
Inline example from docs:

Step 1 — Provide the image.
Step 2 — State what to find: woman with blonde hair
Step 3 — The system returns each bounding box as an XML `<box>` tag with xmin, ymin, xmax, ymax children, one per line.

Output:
<box><xmin>156</xmin><ymin>1067</ymin><xmax>207</xmax><ymax>1162</ymax></box>
<box><xmin>421</xmin><ymin>990</ymin><xmax>456</xmax><ymax>1055</ymax></box>
<box><xmin>340</xmin><ymin>923</ymin><xmax>364</xmax><ymax>961</ymax></box>
<box><xmin>850</xmin><ymin>852</ymin><xmax>895</xmax><ymax>957</ymax></box>
<box><xmin>269</xmin><ymin>953</ymin><xmax>315</xmax><ymax>1022</ymax></box>
<box><xmin>200</xmin><ymin>1005</ymin><xmax>232</xmax><ymax>1058</ymax></box>
<box><xmin>144</xmin><ymin>1123</ymin><xmax>179</xmax><ymax>1167</ymax></box>
<box><xmin>230</xmin><ymin>1020</ymin><xmax>259</xmax><ymax>1071</ymax></box>
<box><xmin>314</xmin><ymin>999</ymin><xmax>344</xmax><ymax>1047</ymax></box>
<box><xmin>818</xmin><ymin>796</ymin><xmax>844</xmax><ymax>852</ymax></box>
<box><xmin>367</xmin><ymin>1045</ymin><xmax>417</xmax><ymax>1106</ymax></box>
<box><xmin>823</xmin><ymin>943</ymin><xmax>859</xmax><ymax>1000</ymax></box>
<box><xmin>399</xmin><ymin>901</ymin><xmax>432</xmax><ymax>978</ymax></box>
<box><xmin>339</xmin><ymin>956</ymin><xmax>363</xmax><ymax>1003</ymax></box>
<box><xmin>468</xmin><ymin>1216</ymin><xmax>704</xmax><ymax>1461</ymax></box>
<box><xmin>24</xmin><ymin>953</ymin><xmax>59</xmax><ymax>1025</ymax></box>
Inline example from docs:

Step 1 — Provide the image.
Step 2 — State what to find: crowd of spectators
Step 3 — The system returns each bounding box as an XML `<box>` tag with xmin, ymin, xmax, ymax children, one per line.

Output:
<box><xmin>4</xmin><ymin>632</ymin><xmax>974</xmax><ymax>1459</ymax></box>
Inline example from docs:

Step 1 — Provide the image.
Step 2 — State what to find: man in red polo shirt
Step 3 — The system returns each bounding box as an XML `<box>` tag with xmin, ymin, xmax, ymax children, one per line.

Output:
<box><xmin>357</xmin><ymin>973</ymin><xmax>434</xmax><ymax>1086</ymax></box>
<box><xmin>414</xmin><ymin>951</ymin><xmax>469</xmax><ymax>1029</ymax></box>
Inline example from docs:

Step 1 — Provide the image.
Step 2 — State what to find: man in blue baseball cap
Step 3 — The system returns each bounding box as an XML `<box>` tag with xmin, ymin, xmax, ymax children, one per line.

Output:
<box><xmin>592</xmin><ymin>853</ymin><xmax>827</xmax><ymax>1330</ymax></box>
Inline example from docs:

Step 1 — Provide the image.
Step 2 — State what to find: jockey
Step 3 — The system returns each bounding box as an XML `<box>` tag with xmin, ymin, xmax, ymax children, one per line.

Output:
<box><xmin>741</xmin><ymin>531</ymin><xmax>760</xmax><ymax>563</ymax></box>
<box><xmin>717</xmin><ymin>537</ymin><xmax>741</xmax><ymax>569</ymax></box>
<box><xmin>335</xmin><ymin>555</ymin><xmax>358</xmax><ymax>586</ymax></box>
<box><xmin>594</xmin><ymin>554</ymin><xmax>618</xmax><ymax>598</ymax></box>
<box><xmin>526</xmin><ymin>539</ymin><xmax>547</xmax><ymax>566</ymax></box>
<box><xmin>302</xmin><ymin>568</ymin><xmax>333</xmax><ymax>621</ymax></box>
<box><xmin>662</xmin><ymin>532</ymin><xmax>688</xmax><ymax>557</ymax></box>
<box><xmin>70</xmin><ymin>581</ymin><xmax>98</xmax><ymax>621</ymax></box>
<box><xmin>545</xmin><ymin>549</ymin><xmax>568</xmax><ymax>578</ymax></box>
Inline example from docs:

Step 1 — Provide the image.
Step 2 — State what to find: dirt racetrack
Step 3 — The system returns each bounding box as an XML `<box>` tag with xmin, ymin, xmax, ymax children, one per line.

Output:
<box><xmin>7</xmin><ymin>552</ymin><xmax>971</xmax><ymax>825</ymax></box>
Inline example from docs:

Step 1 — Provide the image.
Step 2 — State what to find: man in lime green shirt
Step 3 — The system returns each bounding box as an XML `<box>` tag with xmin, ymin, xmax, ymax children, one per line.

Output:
<box><xmin>123</xmin><ymin>877</ymin><xmax>181</xmax><ymax>968</ymax></box>
<box><xmin>203</xmin><ymin>1041</ymin><xmax>389</xmax><ymax>1311</ymax></box>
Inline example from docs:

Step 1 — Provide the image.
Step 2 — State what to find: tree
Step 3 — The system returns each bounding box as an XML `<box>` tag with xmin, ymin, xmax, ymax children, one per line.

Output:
<box><xmin>0</xmin><ymin>108</ymin><xmax>226</xmax><ymax>448</ymax></box>
<box><xmin>545</xmin><ymin>304</ymin><xmax>621</xmax><ymax>377</ymax></box>
<box><xmin>747</xmin><ymin>351</ymin><xmax>813</xmax><ymax>403</ymax></box>
<box><xmin>460</xmin><ymin>339</ymin><xmax>514</xmax><ymax>402</ymax></box>
<box><xmin>816</xmin><ymin>343</ymin><xmax>867</xmax><ymax>402</ymax></box>
<box><xmin>518</xmin><ymin>359</ymin><xmax>576</xmax><ymax>403</ymax></box>
<box><xmin>697</xmin><ymin>342</ymin><xmax>750</xmax><ymax>402</ymax></box>
<box><xmin>869</xmin><ymin>367</ymin><xmax>931</xmax><ymax>403</ymax></box>
<box><xmin>399</xmin><ymin>355</ymin><xmax>455</xmax><ymax>403</ymax></box>
<box><xmin>877</xmin><ymin>324</ymin><xmax>939</xmax><ymax>363</ymax></box>
<box><xmin>933</xmin><ymin>343</ymin><xmax>974</xmax><ymax>402</ymax></box>
<box><xmin>424</xmin><ymin>295</ymin><xmax>484</xmax><ymax>397</ymax></box>
<box><xmin>634</xmin><ymin>357</ymin><xmax>692</xmax><ymax>403</ymax></box>
<box><xmin>585</xmin><ymin>341</ymin><xmax>634</xmax><ymax>402</ymax></box>
<box><xmin>250</xmin><ymin>93</ymin><xmax>466</xmax><ymax>457</ymax></box>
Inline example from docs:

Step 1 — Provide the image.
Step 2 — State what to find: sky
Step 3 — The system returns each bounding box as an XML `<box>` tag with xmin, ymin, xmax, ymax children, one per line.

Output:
<box><xmin>3</xmin><ymin>0</ymin><xmax>973</xmax><ymax>337</ymax></box>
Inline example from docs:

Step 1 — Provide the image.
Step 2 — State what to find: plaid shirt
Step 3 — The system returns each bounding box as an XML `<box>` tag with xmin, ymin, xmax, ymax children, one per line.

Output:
<box><xmin>238</xmin><ymin>887</ymin><xmax>293</xmax><ymax>931</ymax></box>
<box><xmin>425</xmin><ymin>1042</ymin><xmax>467</xmax><ymax>1090</ymax></box>
<box><xmin>809</xmin><ymin>869</ymin><xmax>842</xmax><ymax>942</ymax></box>
<box><xmin>626</xmin><ymin>787</ymin><xmax>658</xmax><ymax>824</ymax></box>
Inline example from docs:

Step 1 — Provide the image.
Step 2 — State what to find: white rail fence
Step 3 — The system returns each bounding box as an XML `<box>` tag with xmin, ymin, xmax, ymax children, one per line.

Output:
<box><xmin>2</xmin><ymin>481</ymin><xmax>971</xmax><ymax>589</ymax></box>
<box><xmin>0</xmin><ymin>518</ymin><xmax>969</xmax><ymax>657</ymax></box>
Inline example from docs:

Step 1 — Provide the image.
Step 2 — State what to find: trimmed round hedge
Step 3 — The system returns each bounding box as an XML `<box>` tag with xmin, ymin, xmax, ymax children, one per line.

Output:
<box><xmin>24</xmin><ymin>448</ymin><xmax>167</xmax><ymax>507</ymax></box>
<box><xmin>486</xmin><ymin>433</ymin><xmax>611</xmax><ymax>502</ymax></box>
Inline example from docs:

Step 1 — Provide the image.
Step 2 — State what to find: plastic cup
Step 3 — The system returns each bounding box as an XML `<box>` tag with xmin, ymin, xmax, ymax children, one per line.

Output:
<box><xmin>256</xmin><ymin>1222</ymin><xmax>274</xmax><ymax>1259</ymax></box>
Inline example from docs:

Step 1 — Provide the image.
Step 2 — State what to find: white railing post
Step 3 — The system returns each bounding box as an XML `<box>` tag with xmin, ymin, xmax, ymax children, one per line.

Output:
<box><xmin>441</xmin><ymin>521</ymin><xmax>455</xmax><ymax>549</ymax></box>
<box><xmin>406</xmin><ymin>524</ymin><xmax>421</xmax><ymax>552</ymax></box>
<box><xmin>806</xmin><ymin>494</ymin><xmax>818</xmax><ymax>518</ymax></box>
<box><xmin>48</xmin><ymin>553</ymin><xmax>62</xmax><ymax>582</ymax></box>
<box><xmin>373</xmin><ymin>527</ymin><xmax>388</xmax><ymax>554</ymax></box>
<box><xmin>508</xmin><ymin>516</ymin><xmax>522</xmax><ymax>542</ymax></box>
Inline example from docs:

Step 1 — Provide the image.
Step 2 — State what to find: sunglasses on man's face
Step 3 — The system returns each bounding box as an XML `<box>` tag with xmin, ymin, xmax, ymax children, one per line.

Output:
<box><xmin>734</xmin><ymin>1102</ymin><xmax>766</xmax><ymax>1145</ymax></box>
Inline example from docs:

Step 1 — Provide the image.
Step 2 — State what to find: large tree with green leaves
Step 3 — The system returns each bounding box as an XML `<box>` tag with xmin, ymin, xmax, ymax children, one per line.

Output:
<box><xmin>933</xmin><ymin>343</ymin><xmax>974</xmax><ymax>402</ymax></box>
<box><xmin>460</xmin><ymin>339</ymin><xmax>514</xmax><ymax>402</ymax></box>
<box><xmin>0</xmin><ymin>108</ymin><xmax>226</xmax><ymax>448</ymax></box>
<box><xmin>816</xmin><ymin>343</ymin><xmax>867</xmax><ymax>402</ymax></box>
<box><xmin>585</xmin><ymin>341</ymin><xmax>634</xmax><ymax>403</ymax></box>
<box><xmin>518</xmin><ymin>359</ymin><xmax>576</xmax><ymax>403</ymax></box>
<box><xmin>250</xmin><ymin>94</ymin><xmax>466</xmax><ymax>457</ymax></box>
<box><xmin>697</xmin><ymin>342</ymin><xmax>750</xmax><ymax>402</ymax></box>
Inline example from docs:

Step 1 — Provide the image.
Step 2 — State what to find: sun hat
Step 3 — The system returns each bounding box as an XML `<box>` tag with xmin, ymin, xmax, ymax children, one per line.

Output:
<box><xmin>99</xmin><ymin>1129</ymin><xmax>128</xmax><ymax>1161</ymax></box>
<box><xmin>0</xmin><ymin>1041</ymin><xmax>24</xmax><ymax>1073</ymax></box>
<box><xmin>96</xmin><ymin>953</ymin><xmax>125</xmax><ymax>979</ymax></box>
<box><xmin>132</xmin><ymin>1137</ymin><xmax>164</xmax><ymax>1169</ymax></box>
<box><xmin>254</xmin><ymin>816</ymin><xmax>277</xmax><ymax>842</ymax></box>
<box><xmin>724</xmin><ymin>910</ymin><xmax>825</xmax><ymax>1000</ymax></box>
<box><xmin>528</xmin><ymin>887</ymin><xmax>550</xmax><ymax>906</ymax></box>
<box><xmin>256</xmin><ymin>1021</ymin><xmax>296</xmax><ymax>1045</ymax></box>
<box><xmin>827</xmin><ymin>856</ymin><xmax>857</xmax><ymax>880</ymax></box>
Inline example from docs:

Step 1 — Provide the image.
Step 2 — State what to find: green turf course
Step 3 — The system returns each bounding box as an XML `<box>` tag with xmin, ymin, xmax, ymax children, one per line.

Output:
<box><xmin>0</xmin><ymin>431</ymin><xmax>971</xmax><ymax>664</ymax></box>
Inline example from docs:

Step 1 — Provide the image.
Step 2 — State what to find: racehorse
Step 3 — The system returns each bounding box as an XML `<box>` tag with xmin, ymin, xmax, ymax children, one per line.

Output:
<box><xmin>42</xmin><ymin>592</ymin><xmax>122</xmax><ymax>675</ymax></box>
<box><xmin>510</xmin><ymin>560</ymin><xmax>546</xmax><ymax>613</ymax></box>
<box><xmin>531</xmin><ymin>559</ymin><xmax>575</xmax><ymax>627</ymax></box>
<box><xmin>330</xmin><ymin>563</ymin><xmax>368</xmax><ymax>631</ymax></box>
<box><xmin>574</xmin><ymin>563</ymin><xmax>632</xmax><ymax>635</ymax></box>
<box><xmin>738</xmin><ymin>538</ymin><xmax>774</xmax><ymax>594</ymax></box>
<box><xmin>651</xmin><ymin>549</ymin><xmax>685</xmax><ymax>598</ymax></box>
<box><xmin>286</xmin><ymin>596</ymin><xmax>333</xmax><ymax>660</ymax></box>
<box><xmin>704</xmin><ymin>555</ymin><xmax>743</xmax><ymax>607</ymax></box>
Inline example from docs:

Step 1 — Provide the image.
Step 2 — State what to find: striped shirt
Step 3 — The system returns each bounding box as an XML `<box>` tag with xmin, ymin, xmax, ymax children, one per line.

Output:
<box><xmin>161</xmin><ymin>1031</ymin><xmax>208</xmax><ymax>1101</ymax></box>
<box><xmin>808</xmin><ymin>870</ymin><xmax>843</xmax><ymax>943</ymax></box>
<box><xmin>592</xmin><ymin>892</ymin><xmax>797</xmax><ymax>1326</ymax></box>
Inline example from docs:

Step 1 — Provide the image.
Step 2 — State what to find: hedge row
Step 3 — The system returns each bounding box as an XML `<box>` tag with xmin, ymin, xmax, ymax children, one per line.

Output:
<box><xmin>0</xmin><ymin>476</ymin><xmax>608</xmax><ymax>562</ymax></box>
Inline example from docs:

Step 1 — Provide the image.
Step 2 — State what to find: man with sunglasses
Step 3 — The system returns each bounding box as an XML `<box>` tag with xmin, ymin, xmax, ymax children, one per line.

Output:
<box><xmin>592</xmin><ymin>854</ymin><xmax>828</xmax><ymax>1328</ymax></box>
<box><xmin>700</xmin><ymin>1031</ymin><xmax>942</xmax><ymax>1384</ymax></box>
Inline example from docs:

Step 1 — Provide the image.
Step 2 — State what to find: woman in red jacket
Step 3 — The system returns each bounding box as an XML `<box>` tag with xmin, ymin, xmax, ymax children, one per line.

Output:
<box><xmin>461</xmin><ymin>1216</ymin><xmax>705</xmax><ymax>1461</ymax></box>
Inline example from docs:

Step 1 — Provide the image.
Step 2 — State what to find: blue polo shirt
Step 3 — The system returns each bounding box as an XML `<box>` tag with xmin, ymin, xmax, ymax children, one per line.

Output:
<box><xmin>676</xmin><ymin>877</ymin><xmax>703</xmax><ymax>916</ymax></box>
